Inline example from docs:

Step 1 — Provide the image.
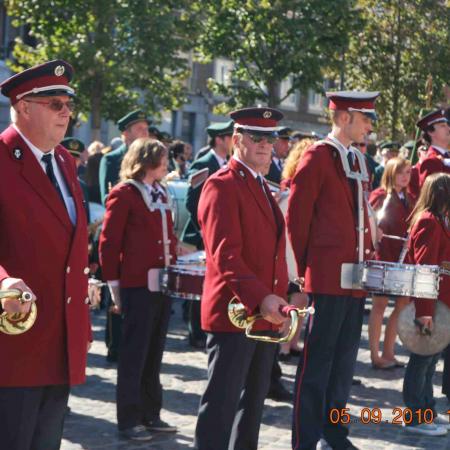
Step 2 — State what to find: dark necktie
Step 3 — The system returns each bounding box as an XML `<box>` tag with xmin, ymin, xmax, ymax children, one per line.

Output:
<box><xmin>399</xmin><ymin>194</ymin><xmax>408</xmax><ymax>209</ymax></box>
<box><xmin>347</xmin><ymin>151</ymin><xmax>355</xmax><ymax>171</ymax></box>
<box><xmin>41</xmin><ymin>153</ymin><xmax>65</xmax><ymax>203</ymax></box>
<box><xmin>257</xmin><ymin>175</ymin><xmax>272</xmax><ymax>205</ymax></box>
<box><xmin>151</xmin><ymin>183</ymin><xmax>164</xmax><ymax>203</ymax></box>
<box><xmin>257</xmin><ymin>175</ymin><xmax>279</xmax><ymax>228</ymax></box>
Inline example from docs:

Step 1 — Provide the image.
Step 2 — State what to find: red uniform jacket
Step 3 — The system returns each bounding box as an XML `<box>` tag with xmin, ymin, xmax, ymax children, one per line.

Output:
<box><xmin>369</xmin><ymin>188</ymin><xmax>413</xmax><ymax>262</ymax></box>
<box><xmin>407</xmin><ymin>211</ymin><xmax>450</xmax><ymax>317</ymax></box>
<box><xmin>99</xmin><ymin>182</ymin><xmax>177</xmax><ymax>287</ymax></box>
<box><xmin>198</xmin><ymin>158</ymin><xmax>288</xmax><ymax>332</ymax></box>
<box><xmin>287</xmin><ymin>141</ymin><xmax>373</xmax><ymax>297</ymax></box>
<box><xmin>0</xmin><ymin>126</ymin><xmax>90</xmax><ymax>387</ymax></box>
<box><xmin>418</xmin><ymin>146</ymin><xmax>450</xmax><ymax>188</ymax></box>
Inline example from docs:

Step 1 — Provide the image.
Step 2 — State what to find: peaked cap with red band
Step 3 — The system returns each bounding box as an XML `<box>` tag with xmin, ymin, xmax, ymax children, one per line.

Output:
<box><xmin>416</xmin><ymin>108</ymin><xmax>449</xmax><ymax>131</ymax></box>
<box><xmin>0</xmin><ymin>59</ymin><xmax>75</xmax><ymax>105</ymax></box>
<box><xmin>326</xmin><ymin>90</ymin><xmax>379</xmax><ymax>120</ymax></box>
<box><xmin>230</xmin><ymin>107</ymin><xmax>283</xmax><ymax>133</ymax></box>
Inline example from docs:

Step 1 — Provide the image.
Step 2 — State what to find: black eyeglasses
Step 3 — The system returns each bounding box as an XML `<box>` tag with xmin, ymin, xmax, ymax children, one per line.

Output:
<box><xmin>24</xmin><ymin>99</ymin><xmax>76</xmax><ymax>112</ymax></box>
<box><xmin>245</xmin><ymin>132</ymin><xmax>278</xmax><ymax>144</ymax></box>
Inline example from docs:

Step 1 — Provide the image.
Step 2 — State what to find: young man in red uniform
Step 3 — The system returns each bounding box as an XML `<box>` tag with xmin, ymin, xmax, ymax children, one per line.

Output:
<box><xmin>417</xmin><ymin>109</ymin><xmax>450</xmax><ymax>189</ymax></box>
<box><xmin>194</xmin><ymin>107</ymin><xmax>289</xmax><ymax>450</ymax></box>
<box><xmin>287</xmin><ymin>91</ymin><xmax>379</xmax><ymax>450</ymax></box>
<box><xmin>0</xmin><ymin>60</ymin><xmax>91</xmax><ymax>450</ymax></box>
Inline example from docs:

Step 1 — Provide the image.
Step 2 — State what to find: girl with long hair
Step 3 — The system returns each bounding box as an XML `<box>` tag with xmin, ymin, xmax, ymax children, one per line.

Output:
<box><xmin>402</xmin><ymin>172</ymin><xmax>450</xmax><ymax>436</ymax></box>
<box><xmin>368</xmin><ymin>157</ymin><xmax>413</xmax><ymax>369</ymax></box>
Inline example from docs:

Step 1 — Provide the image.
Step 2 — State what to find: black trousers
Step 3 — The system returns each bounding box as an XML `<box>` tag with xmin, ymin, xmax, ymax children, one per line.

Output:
<box><xmin>194</xmin><ymin>332</ymin><xmax>277</xmax><ymax>450</ymax></box>
<box><xmin>0</xmin><ymin>384</ymin><xmax>70</xmax><ymax>450</ymax></box>
<box><xmin>188</xmin><ymin>299</ymin><xmax>206</xmax><ymax>342</ymax></box>
<box><xmin>116</xmin><ymin>288</ymin><xmax>172</xmax><ymax>430</ymax></box>
<box><xmin>270</xmin><ymin>346</ymin><xmax>282</xmax><ymax>386</ymax></box>
<box><xmin>442</xmin><ymin>344</ymin><xmax>450</xmax><ymax>400</ymax></box>
<box><xmin>292</xmin><ymin>294</ymin><xmax>365</xmax><ymax>450</ymax></box>
<box><xmin>104</xmin><ymin>287</ymin><xmax>122</xmax><ymax>359</ymax></box>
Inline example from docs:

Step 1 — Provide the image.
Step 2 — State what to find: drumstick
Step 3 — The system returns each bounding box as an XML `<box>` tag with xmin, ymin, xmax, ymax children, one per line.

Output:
<box><xmin>382</xmin><ymin>234</ymin><xmax>408</xmax><ymax>242</ymax></box>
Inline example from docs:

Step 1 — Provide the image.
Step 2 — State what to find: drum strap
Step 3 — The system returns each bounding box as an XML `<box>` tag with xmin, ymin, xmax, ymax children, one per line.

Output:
<box><xmin>318</xmin><ymin>138</ymin><xmax>371</xmax><ymax>264</ymax></box>
<box><xmin>124</xmin><ymin>180</ymin><xmax>172</xmax><ymax>267</ymax></box>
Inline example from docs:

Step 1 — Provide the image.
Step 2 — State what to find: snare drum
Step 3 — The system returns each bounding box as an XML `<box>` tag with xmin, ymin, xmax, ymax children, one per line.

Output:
<box><xmin>161</xmin><ymin>250</ymin><xmax>206</xmax><ymax>300</ymax></box>
<box><xmin>176</xmin><ymin>250</ymin><xmax>206</xmax><ymax>265</ymax></box>
<box><xmin>361</xmin><ymin>260</ymin><xmax>440</xmax><ymax>298</ymax></box>
<box><xmin>161</xmin><ymin>264</ymin><xmax>205</xmax><ymax>300</ymax></box>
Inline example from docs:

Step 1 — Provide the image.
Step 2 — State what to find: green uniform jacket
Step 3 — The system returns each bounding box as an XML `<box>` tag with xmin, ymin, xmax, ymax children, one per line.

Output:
<box><xmin>98</xmin><ymin>143</ymin><xmax>127</xmax><ymax>205</ymax></box>
<box><xmin>181</xmin><ymin>150</ymin><xmax>220</xmax><ymax>248</ymax></box>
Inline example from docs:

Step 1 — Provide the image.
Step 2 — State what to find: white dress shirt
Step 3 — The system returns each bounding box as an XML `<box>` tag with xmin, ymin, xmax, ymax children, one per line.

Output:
<box><xmin>211</xmin><ymin>149</ymin><xmax>227</xmax><ymax>168</ymax></box>
<box><xmin>13</xmin><ymin>124</ymin><xmax>77</xmax><ymax>225</ymax></box>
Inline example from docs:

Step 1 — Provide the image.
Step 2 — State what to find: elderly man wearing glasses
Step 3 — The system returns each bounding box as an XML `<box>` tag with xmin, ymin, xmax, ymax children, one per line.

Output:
<box><xmin>194</xmin><ymin>107</ymin><xmax>289</xmax><ymax>450</ymax></box>
<box><xmin>0</xmin><ymin>60</ymin><xmax>91</xmax><ymax>450</ymax></box>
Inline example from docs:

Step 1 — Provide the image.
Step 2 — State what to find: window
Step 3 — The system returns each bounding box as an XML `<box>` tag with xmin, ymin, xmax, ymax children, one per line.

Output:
<box><xmin>307</xmin><ymin>89</ymin><xmax>326</xmax><ymax>114</ymax></box>
<box><xmin>214</xmin><ymin>58</ymin><xmax>233</xmax><ymax>87</ymax></box>
<box><xmin>181</xmin><ymin>112</ymin><xmax>195</xmax><ymax>145</ymax></box>
<box><xmin>307</xmin><ymin>80</ymin><xmax>331</xmax><ymax>114</ymax></box>
<box><xmin>280</xmin><ymin>77</ymin><xmax>298</xmax><ymax>110</ymax></box>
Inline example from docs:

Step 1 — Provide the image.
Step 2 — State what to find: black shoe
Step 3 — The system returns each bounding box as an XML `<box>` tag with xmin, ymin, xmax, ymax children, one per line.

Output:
<box><xmin>189</xmin><ymin>335</ymin><xmax>206</xmax><ymax>349</ymax></box>
<box><xmin>106</xmin><ymin>350</ymin><xmax>118</xmax><ymax>363</ymax></box>
<box><xmin>144</xmin><ymin>418</ymin><xmax>177</xmax><ymax>433</ymax></box>
<box><xmin>351</xmin><ymin>378</ymin><xmax>362</xmax><ymax>386</ymax></box>
<box><xmin>328</xmin><ymin>438</ymin><xmax>359</xmax><ymax>450</ymax></box>
<box><xmin>278</xmin><ymin>352</ymin><xmax>291</xmax><ymax>362</ymax></box>
<box><xmin>290</xmin><ymin>348</ymin><xmax>302</xmax><ymax>358</ymax></box>
<box><xmin>266</xmin><ymin>382</ymin><xmax>292</xmax><ymax>402</ymax></box>
<box><xmin>119</xmin><ymin>425</ymin><xmax>153</xmax><ymax>441</ymax></box>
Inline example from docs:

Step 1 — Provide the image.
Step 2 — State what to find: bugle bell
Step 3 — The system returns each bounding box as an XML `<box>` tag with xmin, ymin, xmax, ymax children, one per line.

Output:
<box><xmin>227</xmin><ymin>296</ymin><xmax>314</xmax><ymax>343</ymax></box>
<box><xmin>0</xmin><ymin>289</ymin><xmax>36</xmax><ymax>335</ymax></box>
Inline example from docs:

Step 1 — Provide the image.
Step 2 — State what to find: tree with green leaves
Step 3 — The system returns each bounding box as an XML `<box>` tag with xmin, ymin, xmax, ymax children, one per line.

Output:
<box><xmin>193</xmin><ymin>0</ymin><xmax>358</xmax><ymax>111</ymax></box>
<box><xmin>343</xmin><ymin>0</ymin><xmax>450</xmax><ymax>139</ymax></box>
<box><xmin>6</xmin><ymin>0</ymin><xmax>194</xmax><ymax>139</ymax></box>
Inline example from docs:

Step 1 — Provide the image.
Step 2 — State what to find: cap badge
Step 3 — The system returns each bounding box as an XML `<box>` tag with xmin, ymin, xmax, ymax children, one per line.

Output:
<box><xmin>13</xmin><ymin>148</ymin><xmax>22</xmax><ymax>160</ymax></box>
<box><xmin>54</xmin><ymin>65</ymin><xmax>65</xmax><ymax>76</ymax></box>
<box><xmin>69</xmin><ymin>141</ymin><xmax>79</xmax><ymax>150</ymax></box>
<box><xmin>263</xmin><ymin>110</ymin><xmax>272</xmax><ymax>119</ymax></box>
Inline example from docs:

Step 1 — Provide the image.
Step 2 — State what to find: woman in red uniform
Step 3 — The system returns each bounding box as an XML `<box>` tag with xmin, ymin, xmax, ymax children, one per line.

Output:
<box><xmin>402</xmin><ymin>173</ymin><xmax>450</xmax><ymax>436</ymax></box>
<box><xmin>99</xmin><ymin>138</ymin><xmax>177</xmax><ymax>441</ymax></box>
<box><xmin>368</xmin><ymin>157</ymin><xmax>413</xmax><ymax>369</ymax></box>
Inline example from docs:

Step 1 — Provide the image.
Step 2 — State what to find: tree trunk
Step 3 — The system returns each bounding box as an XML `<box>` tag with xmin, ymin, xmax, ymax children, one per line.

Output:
<box><xmin>267</xmin><ymin>79</ymin><xmax>279</xmax><ymax>108</ymax></box>
<box><xmin>90</xmin><ymin>75</ymin><xmax>103</xmax><ymax>142</ymax></box>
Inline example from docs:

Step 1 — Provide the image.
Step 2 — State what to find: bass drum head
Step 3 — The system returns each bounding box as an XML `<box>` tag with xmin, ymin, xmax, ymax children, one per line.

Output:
<box><xmin>398</xmin><ymin>300</ymin><xmax>450</xmax><ymax>356</ymax></box>
<box><xmin>278</xmin><ymin>191</ymin><xmax>297</xmax><ymax>282</ymax></box>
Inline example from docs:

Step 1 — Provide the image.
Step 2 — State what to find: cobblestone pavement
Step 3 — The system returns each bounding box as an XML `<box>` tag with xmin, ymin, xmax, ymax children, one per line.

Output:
<box><xmin>62</xmin><ymin>300</ymin><xmax>450</xmax><ymax>450</ymax></box>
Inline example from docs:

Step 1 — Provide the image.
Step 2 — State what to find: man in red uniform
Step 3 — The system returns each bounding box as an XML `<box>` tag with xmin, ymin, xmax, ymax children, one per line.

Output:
<box><xmin>194</xmin><ymin>107</ymin><xmax>289</xmax><ymax>450</ymax></box>
<box><xmin>287</xmin><ymin>91</ymin><xmax>378</xmax><ymax>450</ymax></box>
<box><xmin>0</xmin><ymin>60</ymin><xmax>90</xmax><ymax>450</ymax></box>
<box><xmin>416</xmin><ymin>109</ymin><xmax>450</xmax><ymax>189</ymax></box>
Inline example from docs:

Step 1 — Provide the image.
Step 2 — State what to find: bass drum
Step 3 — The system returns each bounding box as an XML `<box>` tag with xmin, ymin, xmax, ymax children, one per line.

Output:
<box><xmin>278</xmin><ymin>191</ymin><xmax>298</xmax><ymax>282</ymax></box>
<box><xmin>166</xmin><ymin>180</ymin><xmax>189</xmax><ymax>237</ymax></box>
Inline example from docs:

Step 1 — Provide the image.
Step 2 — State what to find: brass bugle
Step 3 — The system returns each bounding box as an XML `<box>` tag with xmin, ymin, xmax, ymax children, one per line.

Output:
<box><xmin>227</xmin><ymin>297</ymin><xmax>315</xmax><ymax>343</ymax></box>
<box><xmin>0</xmin><ymin>289</ymin><xmax>36</xmax><ymax>335</ymax></box>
